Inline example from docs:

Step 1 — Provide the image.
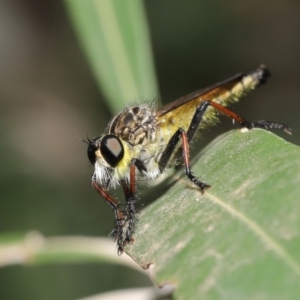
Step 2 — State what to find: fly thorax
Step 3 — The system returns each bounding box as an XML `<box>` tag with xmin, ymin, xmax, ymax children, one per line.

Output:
<box><xmin>108</xmin><ymin>105</ymin><xmax>157</xmax><ymax>146</ymax></box>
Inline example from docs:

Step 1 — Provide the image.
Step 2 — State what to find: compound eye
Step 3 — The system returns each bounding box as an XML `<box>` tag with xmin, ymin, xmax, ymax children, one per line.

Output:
<box><xmin>100</xmin><ymin>135</ymin><xmax>124</xmax><ymax>167</ymax></box>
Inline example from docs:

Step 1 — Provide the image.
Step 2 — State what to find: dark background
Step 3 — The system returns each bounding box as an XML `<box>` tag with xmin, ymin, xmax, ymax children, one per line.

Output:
<box><xmin>0</xmin><ymin>1</ymin><xmax>299</xmax><ymax>299</ymax></box>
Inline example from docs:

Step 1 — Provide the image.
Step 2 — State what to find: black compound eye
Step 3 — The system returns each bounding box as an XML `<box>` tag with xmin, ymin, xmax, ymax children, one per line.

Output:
<box><xmin>100</xmin><ymin>135</ymin><xmax>124</xmax><ymax>167</ymax></box>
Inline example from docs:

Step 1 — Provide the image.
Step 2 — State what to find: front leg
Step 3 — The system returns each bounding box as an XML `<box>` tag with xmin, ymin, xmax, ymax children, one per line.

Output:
<box><xmin>91</xmin><ymin>179</ymin><xmax>125</xmax><ymax>255</ymax></box>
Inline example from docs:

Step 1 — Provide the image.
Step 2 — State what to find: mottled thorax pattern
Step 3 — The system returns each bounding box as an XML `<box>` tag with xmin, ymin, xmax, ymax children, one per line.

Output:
<box><xmin>108</xmin><ymin>104</ymin><xmax>158</xmax><ymax>147</ymax></box>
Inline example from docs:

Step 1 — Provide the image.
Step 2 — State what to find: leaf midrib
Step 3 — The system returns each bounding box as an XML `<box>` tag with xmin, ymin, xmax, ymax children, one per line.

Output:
<box><xmin>206</xmin><ymin>191</ymin><xmax>300</xmax><ymax>275</ymax></box>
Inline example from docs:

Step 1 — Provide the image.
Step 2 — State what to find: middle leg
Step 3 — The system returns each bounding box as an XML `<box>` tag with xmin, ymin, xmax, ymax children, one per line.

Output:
<box><xmin>158</xmin><ymin>101</ymin><xmax>212</xmax><ymax>192</ymax></box>
<box><xmin>122</xmin><ymin>158</ymin><xmax>147</xmax><ymax>245</ymax></box>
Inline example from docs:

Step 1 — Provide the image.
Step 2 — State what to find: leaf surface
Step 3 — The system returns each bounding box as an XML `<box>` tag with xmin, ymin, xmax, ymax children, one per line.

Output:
<box><xmin>126</xmin><ymin>129</ymin><xmax>300</xmax><ymax>300</ymax></box>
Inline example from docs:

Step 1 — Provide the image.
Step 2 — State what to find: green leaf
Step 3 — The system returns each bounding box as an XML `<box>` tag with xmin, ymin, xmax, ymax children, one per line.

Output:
<box><xmin>126</xmin><ymin>129</ymin><xmax>300</xmax><ymax>299</ymax></box>
<box><xmin>65</xmin><ymin>0</ymin><xmax>159</xmax><ymax>113</ymax></box>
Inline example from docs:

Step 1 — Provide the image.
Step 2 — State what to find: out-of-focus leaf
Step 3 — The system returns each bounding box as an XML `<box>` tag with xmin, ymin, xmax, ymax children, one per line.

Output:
<box><xmin>65</xmin><ymin>0</ymin><xmax>159</xmax><ymax>113</ymax></box>
<box><xmin>0</xmin><ymin>232</ymin><xmax>141</xmax><ymax>271</ymax></box>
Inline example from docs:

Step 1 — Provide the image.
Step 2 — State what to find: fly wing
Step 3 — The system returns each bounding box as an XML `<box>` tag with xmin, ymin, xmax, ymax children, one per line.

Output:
<box><xmin>157</xmin><ymin>65</ymin><xmax>270</xmax><ymax>134</ymax></box>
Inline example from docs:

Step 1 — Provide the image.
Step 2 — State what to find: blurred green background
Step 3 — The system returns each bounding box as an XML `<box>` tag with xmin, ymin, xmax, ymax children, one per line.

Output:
<box><xmin>0</xmin><ymin>1</ymin><xmax>299</xmax><ymax>299</ymax></box>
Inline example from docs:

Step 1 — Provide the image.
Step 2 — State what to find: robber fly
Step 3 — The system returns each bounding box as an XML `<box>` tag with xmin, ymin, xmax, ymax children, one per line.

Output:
<box><xmin>87</xmin><ymin>65</ymin><xmax>291</xmax><ymax>255</ymax></box>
